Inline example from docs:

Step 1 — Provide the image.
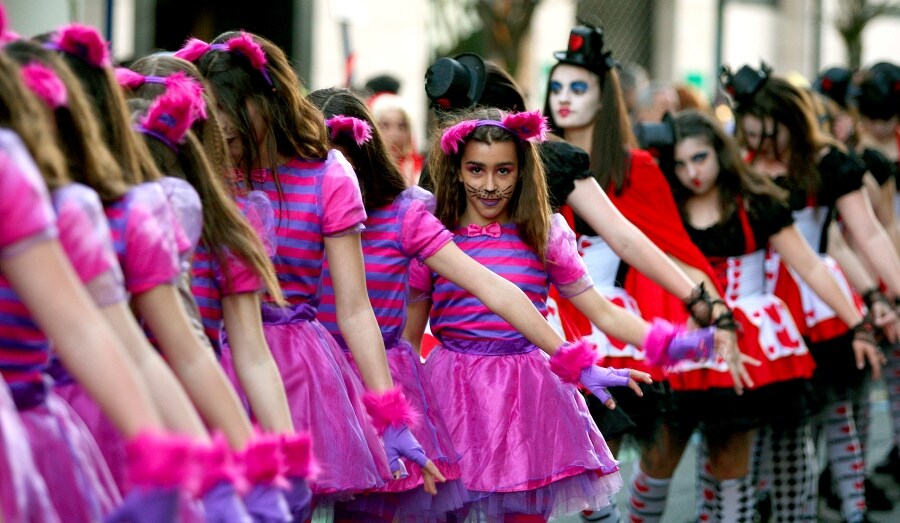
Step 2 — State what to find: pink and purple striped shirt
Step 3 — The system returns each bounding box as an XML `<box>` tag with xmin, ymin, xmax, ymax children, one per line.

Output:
<box><xmin>318</xmin><ymin>187</ymin><xmax>453</xmax><ymax>346</ymax></box>
<box><xmin>408</xmin><ymin>214</ymin><xmax>592</xmax><ymax>343</ymax></box>
<box><xmin>248</xmin><ymin>150</ymin><xmax>366</xmax><ymax>308</ymax></box>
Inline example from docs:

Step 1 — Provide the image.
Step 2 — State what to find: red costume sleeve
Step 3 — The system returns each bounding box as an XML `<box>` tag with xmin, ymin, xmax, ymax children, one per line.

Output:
<box><xmin>609</xmin><ymin>150</ymin><xmax>721</xmax><ymax>322</ymax></box>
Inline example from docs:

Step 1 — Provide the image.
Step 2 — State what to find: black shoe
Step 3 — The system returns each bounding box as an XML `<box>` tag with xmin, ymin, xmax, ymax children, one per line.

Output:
<box><xmin>864</xmin><ymin>478</ymin><xmax>894</xmax><ymax>511</ymax></box>
<box><xmin>756</xmin><ymin>491</ymin><xmax>772</xmax><ymax>523</ymax></box>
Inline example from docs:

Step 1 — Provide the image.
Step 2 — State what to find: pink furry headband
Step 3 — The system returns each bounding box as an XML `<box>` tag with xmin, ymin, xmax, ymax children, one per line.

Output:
<box><xmin>20</xmin><ymin>63</ymin><xmax>68</xmax><ymax>109</ymax></box>
<box><xmin>439</xmin><ymin>110</ymin><xmax>549</xmax><ymax>155</ymax></box>
<box><xmin>46</xmin><ymin>24</ymin><xmax>111</xmax><ymax>68</ymax></box>
<box><xmin>325</xmin><ymin>115</ymin><xmax>372</xmax><ymax>146</ymax></box>
<box><xmin>115</xmin><ymin>67</ymin><xmax>171</xmax><ymax>89</ymax></box>
<box><xmin>0</xmin><ymin>3</ymin><xmax>20</xmax><ymax>44</ymax></box>
<box><xmin>134</xmin><ymin>73</ymin><xmax>208</xmax><ymax>151</ymax></box>
<box><xmin>174</xmin><ymin>31</ymin><xmax>273</xmax><ymax>87</ymax></box>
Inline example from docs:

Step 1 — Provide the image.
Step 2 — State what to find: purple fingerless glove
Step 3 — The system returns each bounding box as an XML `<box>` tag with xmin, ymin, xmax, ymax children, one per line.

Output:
<box><xmin>105</xmin><ymin>486</ymin><xmax>179</xmax><ymax>523</ymax></box>
<box><xmin>549</xmin><ymin>338</ymin><xmax>631</xmax><ymax>402</ymax></box>
<box><xmin>202</xmin><ymin>481</ymin><xmax>252</xmax><ymax>523</ymax></box>
<box><xmin>643</xmin><ymin>319</ymin><xmax>716</xmax><ymax>367</ymax></box>
<box><xmin>284</xmin><ymin>478</ymin><xmax>312</xmax><ymax>523</ymax></box>
<box><xmin>243</xmin><ymin>484</ymin><xmax>291</xmax><ymax>523</ymax></box>
<box><xmin>579</xmin><ymin>366</ymin><xmax>632</xmax><ymax>403</ymax></box>
<box><xmin>362</xmin><ymin>387</ymin><xmax>426</xmax><ymax>477</ymax></box>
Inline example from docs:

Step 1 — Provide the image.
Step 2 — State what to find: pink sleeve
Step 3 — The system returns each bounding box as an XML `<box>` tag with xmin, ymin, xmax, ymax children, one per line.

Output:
<box><xmin>320</xmin><ymin>149</ymin><xmax>367</xmax><ymax>236</ymax></box>
<box><xmin>159</xmin><ymin>177</ymin><xmax>203</xmax><ymax>258</ymax></box>
<box><xmin>546</xmin><ymin>213</ymin><xmax>593</xmax><ymax>298</ymax></box>
<box><xmin>53</xmin><ymin>184</ymin><xmax>126</xmax><ymax>306</ymax></box>
<box><xmin>399</xmin><ymin>188</ymin><xmax>454</xmax><ymax>262</ymax></box>
<box><xmin>0</xmin><ymin>129</ymin><xmax>57</xmax><ymax>257</ymax></box>
<box><xmin>216</xmin><ymin>191</ymin><xmax>273</xmax><ymax>295</ymax></box>
<box><xmin>123</xmin><ymin>184</ymin><xmax>180</xmax><ymax>295</ymax></box>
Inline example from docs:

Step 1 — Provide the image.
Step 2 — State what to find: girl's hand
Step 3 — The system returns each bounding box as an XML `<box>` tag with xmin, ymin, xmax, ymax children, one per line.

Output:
<box><xmin>580</xmin><ymin>367</ymin><xmax>652</xmax><ymax>410</ymax></box>
<box><xmin>714</xmin><ymin>329</ymin><xmax>760</xmax><ymax>395</ymax></box>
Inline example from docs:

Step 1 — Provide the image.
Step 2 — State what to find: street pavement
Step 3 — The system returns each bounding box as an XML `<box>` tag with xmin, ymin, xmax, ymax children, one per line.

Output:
<box><xmin>552</xmin><ymin>384</ymin><xmax>900</xmax><ymax>522</ymax></box>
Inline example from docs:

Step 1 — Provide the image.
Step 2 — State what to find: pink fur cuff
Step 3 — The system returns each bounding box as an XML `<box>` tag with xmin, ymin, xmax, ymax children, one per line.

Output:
<box><xmin>642</xmin><ymin>319</ymin><xmax>678</xmax><ymax>367</ymax></box>
<box><xmin>125</xmin><ymin>431</ymin><xmax>196</xmax><ymax>491</ymax></box>
<box><xmin>362</xmin><ymin>387</ymin><xmax>421</xmax><ymax>435</ymax></box>
<box><xmin>194</xmin><ymin>433</ymin><xmax>248</xmax><ymax>496</ymax></box>
<box><xmin>281</xmin><ymin>432</ymin><xmax>317</xmax><ymax>479</ymax></box>
<box><xmin>549</xmin><ymin>338</ymin><xmax>599</xmax><ymax>383</ymax></box>
<box><xmin>240</xmin><ymin>432</ymin><xmax>290</xmax><ymax>489</ymax></box>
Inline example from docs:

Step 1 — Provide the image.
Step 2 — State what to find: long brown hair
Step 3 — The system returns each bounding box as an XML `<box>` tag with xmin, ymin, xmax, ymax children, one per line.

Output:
<box><xmin>128</xmin><ymin>96</ymin><xmax>284</xmax><ymax>304</ymax></box>
<box><xmin>5</xmin><ymin>40</ymin><xmax>125</xmax><ymax>202</ymax></box>
<box><xmin>732</xmin><ymin>76</ymin><xmax>840</xmax><ymax>197</ymax></box>
<box><xmin>189</xmin><ymin>31</ymin><xmax>329</xmax><ymax>195</ymax></box>
<box><xmin>307</xmin><ymin>87</ymin><xmax>407</xmax><ymax>211</ymax></box>
<box><xmin>0</xmin><ymin>51</ymin><xmax>67</xmax><ymax>189</ymax></box>
<box><xmin>36</xmin><ymin>29</ymin><xmax>163</xmax><ymax>185</ymax></box>
<box><xmin>543</xmin><ymin>63</ymin><xmax>636</xmax><ymax>194</ymax></box>
<box><xmin>668</xmin><ymin>109</ymin><xmax>787</xmax><ymax>222</ymax></box>
<box><xmin>429</xmin><ymin>107</ymin><xmax>550</xmax><ymax>259</ymax></box>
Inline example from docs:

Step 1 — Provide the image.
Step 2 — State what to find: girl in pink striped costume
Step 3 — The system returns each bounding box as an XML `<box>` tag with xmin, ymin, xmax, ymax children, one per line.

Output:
<box><xmin>404</xmin><ymin>107</ymin><xmax>719</xmax><ymax>522</ymax></box>
<box><xmin>178</xmin><ymin>30</ymin><xmax>444</xmax><ymax>516</ymax></box>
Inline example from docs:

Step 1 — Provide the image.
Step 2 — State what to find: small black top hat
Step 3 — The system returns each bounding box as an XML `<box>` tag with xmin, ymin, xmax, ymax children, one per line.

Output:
<box><xmin>855</xmin><ymin>62</ymin><xmax>900</xmax><ymax>120</ymax></box>
<box><xmin>425</xmin><ymin>53</ymin><xmax>487</xmax><ymax>110</ymax></box>
<box><xmin>553</xmin><ymin>25</ymin><xmax>615</xmax><ymax>76</ymax></box>
<box><xmin>719</xmin><ymin>62</ymin><xmax>771</xmax><ymax>111</ymax></box>
<box><xmin>814</xmin><ymin>67</ymin><xmax>853</xmax><ymax>108</ymax></box>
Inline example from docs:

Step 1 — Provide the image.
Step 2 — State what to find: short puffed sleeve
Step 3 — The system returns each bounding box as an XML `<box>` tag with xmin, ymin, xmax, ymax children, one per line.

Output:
<box><xmin>0</xmin><ymin>129</ymin><xmax>56</xmax><ymax>257</ymax></box>
<box><xmin>217</xmin><ymin>191</ymin><xmax>274</xmax><ymax>295</ymax></box>
<box><xmin>52</xmin><ymin>184</ymin><xmax>126</xmax><ymax>306</ymax></box>
<box><xmin>121</xmin><ymin>184</ymin><xmax>180</xmax><ymax>295</ymax></box>
<box><xmin>746</xmin><ymin>193</ymin><xmax>795</xmax><ymax>244</ymax></box>
<box><xmin>320</xmin><ymin>149</ymin><xmax>367</xmax><ymax>236</ymax></box>
<box><xmin>818</xmin><ymin>147</ymin><xmax>865</xmax><ymax>206</ymax></box>
<box><xmin>398</xmin><ymin>187</ymin><xmax>454</xmax><ymax>262</ymax></box>
<box><xmin>158</xmin><ymin>177</ymin><xmax>203</xmax><ymax>258</ymax></box>
<box><xmin>545</xmin><ymin>213</ymin><xmax>594</xmax><ymax>298</ymax></box>
<box><xmin>540</xmin><ymin>140</ymin><xmax>592</xmax><ymax>211</ymax></box>
<box><xmin>861</xmin><ymin>148</ymin><xmax>896</xmax><ymax>186</ymax></box>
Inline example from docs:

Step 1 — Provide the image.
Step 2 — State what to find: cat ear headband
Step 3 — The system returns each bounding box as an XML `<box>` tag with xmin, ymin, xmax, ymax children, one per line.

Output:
<box><xmin>440</xmin><ymin>110</ymin><xmax>549</xmax><ymax>155</ymax></box>
<box><xmin>21</xmin><ymin>63</ymin><xmax>68</xmax><ymax>109</ymax></box>
<box><xmin>174</xmin><ymin>31</ymin><xmax>273</xmax><ymax>87</ymax></box>
<box><xmin>325</xmin><ymin>115</ymin><xmax>372</xmax><ymax>146</ymax></box>
<box><xmin>45</xmin><ymin>24</ymin><xmax>111</xmax><ymax>69</ymax></box>
<box><xmin>134</xmin><ymin>73</ymin><xmax>208</xmax><ymax>151</ymax></box>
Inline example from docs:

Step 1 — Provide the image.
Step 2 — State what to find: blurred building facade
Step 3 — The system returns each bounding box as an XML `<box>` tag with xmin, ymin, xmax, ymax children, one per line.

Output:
<box><xmin>5</xmin><ymin>0</ymin><xmax>898</xmax><ymax>143</ymax></box>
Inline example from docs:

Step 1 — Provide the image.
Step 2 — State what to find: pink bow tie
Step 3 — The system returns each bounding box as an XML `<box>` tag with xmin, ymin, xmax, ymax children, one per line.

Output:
<box><xmin>466</xmin><ymin>222</ymin><xmax>502</xmax><ymax>238</ymax></box>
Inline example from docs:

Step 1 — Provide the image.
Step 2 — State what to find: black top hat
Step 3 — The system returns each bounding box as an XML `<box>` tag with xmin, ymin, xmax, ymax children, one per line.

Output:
<box><xmin>552</xmin><ymin>25</ymin><xmax>615</xmax><ymax>76</ymax></box>
<box><xmin>364</xmin><ymin>74</ymin><xmax>401</xmax><ymax>96</ymax></box>
<box><xmin>719</xmin><ymin>62</ymin><xmax>771</xmax><ymax>111</ymax></box>
<box><xmin>855</xmin><ymin>62</ymin><xmax>900</xmax><ymax>120</ymax></box>
<box><xmin>814</xmin><ymin>67</ymin><xmax>853</xmax><ymax>108</ymax></box>
<box><xmin>425</xmin><ymin>53</ymin><xmax>487</xmax><ymax>110</ymax></box>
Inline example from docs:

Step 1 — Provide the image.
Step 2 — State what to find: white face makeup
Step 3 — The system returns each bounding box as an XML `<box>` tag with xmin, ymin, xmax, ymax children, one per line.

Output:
<box><xmin>458</xmin><ymin>140</ymin><xmax>519</xmax><ymax>225</ymax></box>
<box><xmin>674</xmin><ymin>136</ymin><xmax>719</xmax><ymax>197</ymax></box>
<box><xmin>548</xmin><ymin>64</ymin><xmax>601</xmax><ymax>130</ymax></box>
<box><xmin>375</xmin><ymin>108</ymin><xmax>411</xmax><ymax>154</ymax></box>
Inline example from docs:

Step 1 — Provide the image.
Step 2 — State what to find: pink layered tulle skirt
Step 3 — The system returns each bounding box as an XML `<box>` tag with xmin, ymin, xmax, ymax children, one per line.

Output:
<box><xmin>0</xmin><ymin>379</ymin><xmax>60</xmax><ymax>522</ymax></box>
<box><xmin>224</xmin><ymin>302</ymin><xmax>392</xmax><ymax>504</ymax></box>
<box><xmin>424</xmin><ymin>337</ymin><xmax>622</xmax><ymax>519</ymax></box>
<box><xmin>13</xmin><ymin>384</ymin><xmax>121</xmax><ymax>522</ymax></box>
<box><xmin>342</xmin><ymin>335</ymin><xmax>469</xmax><ymax>521</ymax></box>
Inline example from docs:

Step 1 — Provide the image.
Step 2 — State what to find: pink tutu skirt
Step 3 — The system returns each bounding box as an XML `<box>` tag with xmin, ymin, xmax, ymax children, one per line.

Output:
<box><xmin>424</xmin><ymin>337</ymin><xmax>622</xmax><ymax>519</ymax></box>
<box><xmin>223</xmin><ymin>302</ymin><xmax>392</xmax><ymax>503</ymax></box>
<box><xmin>341</xmin><ymin>335</ymin><xmax>469</xmax><ymax>521</ymax></box>
<box><xmin>0</xmin><ymin>379</ymin><xmax>60</xmax><ymax>522</ymax></box>
<box><xmin>13</xmin><ymin>383</ymin><xmax>120</xmax><ymax>522</ymax></box>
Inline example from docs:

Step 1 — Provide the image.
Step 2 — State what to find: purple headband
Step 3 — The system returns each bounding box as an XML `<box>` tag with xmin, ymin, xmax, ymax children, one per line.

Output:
<box><xmin>325</xmin><ymin>115</ymin><xmax>372</xmax><ymax>146</ymax></box>
<box><xmin>115</xmin><ymin>67</ymin><xmax>169</xmax><ymax>89</ymax></box>
<box><xmin>439</xmin><ymin>110</ymin><xmax>549</xmax><ymax>155</ymax></box>
<box><xmin>174</xmin><ymin>32</ymin><xmax>273</xmax><ymax>87</ymax></box>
